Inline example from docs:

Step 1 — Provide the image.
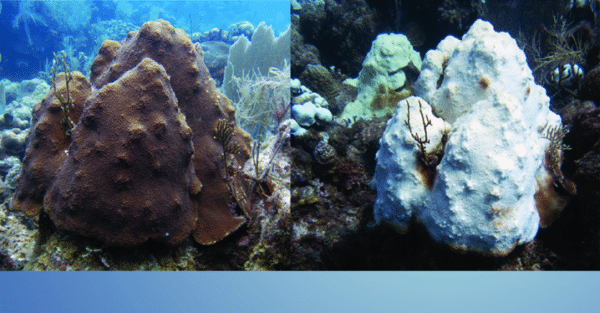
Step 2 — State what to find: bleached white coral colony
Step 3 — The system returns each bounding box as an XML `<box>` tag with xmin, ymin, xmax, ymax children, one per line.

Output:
<box><xmin>373</xmin><ymin>19</ymin><xmax>563</xmax><ymax>256</ymax></box>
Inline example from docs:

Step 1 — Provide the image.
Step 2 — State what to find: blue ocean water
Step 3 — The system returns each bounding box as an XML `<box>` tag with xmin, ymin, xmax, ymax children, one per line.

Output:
<box><xmin>0</xmin><ymin>0</ymin><xmax>290</xmax><ymax>82</ymax></box>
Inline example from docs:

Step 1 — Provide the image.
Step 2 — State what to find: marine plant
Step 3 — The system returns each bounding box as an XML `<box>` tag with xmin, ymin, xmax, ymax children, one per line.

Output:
<box><xmin>214</xmin><ymin>118</ymin><xmax>241</xmax><ymax>189</ymax></box>
<box><xmin>404</xmin><ymin>99</ymin><xmax>445</xmax><ymax>169</ymax></box>
<box><xmin>542</xmin><ymin>124</ymin><xmax>577</xmax><ymax>195</ymax></box>
<box><xmin>233</xmin><ymin>61</ymin><xmax>291</xmax><ymax>138</ymax></box>
<box><xmin>248</xmin><ymin>129</ymin><xmax>287</xmax><ymax>198</ymax></box>
<box><xmin>50</xmin><ymin>52</ymin><xmax>74</xmax><ymax>138</ymax></box>
<box><xmin>527</xmin><ymin>16</ymin><xmax>592</xmax><ymax>89</ymax></box>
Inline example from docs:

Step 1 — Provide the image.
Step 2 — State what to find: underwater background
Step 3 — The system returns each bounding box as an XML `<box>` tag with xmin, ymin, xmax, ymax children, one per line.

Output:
<box><xmin>0</xmin><ymin>0</ymin><xmax>289</xmax><ymax>81</ymax></box>
<box><xmin>0</xmin><ymin>0</ymin><xmax>599</xmax><ymax>271</ymax></box>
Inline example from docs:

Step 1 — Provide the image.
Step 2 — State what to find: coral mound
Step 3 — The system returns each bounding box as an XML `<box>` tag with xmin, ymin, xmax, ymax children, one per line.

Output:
<box><xmin>45</xmin><ymin>58</ymin><xmax>200</xmax><ymax>246</ymax></box>
<box><xmin>11</xmin><ymin>72</ymin><xmax>90</xmax><ymax>217</ymax></box>
<box><xmin>90</xmin><ymin>19</ymin><xmax>251</xmax><ymax>245</ymax></box>
<box><xmin>11</xmin><ymin>20</ymin><xmax>252</xmax><ymax>246</ymax></box>
<box><xmin>374</xmin><ymin>20</ymin><xmax>563</xmax><ymax>257</ymax></box>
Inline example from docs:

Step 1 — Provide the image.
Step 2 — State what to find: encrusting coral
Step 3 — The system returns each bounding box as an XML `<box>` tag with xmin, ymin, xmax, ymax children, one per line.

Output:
<box><xmin>11</xmin><ymin>20</ymin><xmax>253</xmax><ymax>246</ymax></box>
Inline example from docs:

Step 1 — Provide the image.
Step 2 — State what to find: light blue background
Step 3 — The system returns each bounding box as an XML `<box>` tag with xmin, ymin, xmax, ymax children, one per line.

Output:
<box><xmin>1</xmin><ymin>272</ymin><xmax>598</xmax><ymax>312</ymax></box>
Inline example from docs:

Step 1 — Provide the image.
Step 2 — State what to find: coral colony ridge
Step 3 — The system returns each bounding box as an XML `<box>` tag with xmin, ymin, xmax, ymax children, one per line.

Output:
<box><xmin>1</xmin><ymin>0</ymin><xmax>599</xmax><ymax>270</ymax></box>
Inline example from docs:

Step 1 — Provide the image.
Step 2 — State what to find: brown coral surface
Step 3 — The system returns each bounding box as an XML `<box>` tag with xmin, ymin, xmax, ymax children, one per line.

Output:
<box><xmin>11</xmin><ymin>72</ymin><xmax>90</xmax><ymax>217</ymax></box>
<box><xmin>90</xmin><ymin>19</ymin><xmax>252</xmax><ymax>245</ymax></box>
<box><xmin>45</xmin><ymin>58</ymin><xmax>200</xmax><ymax>246</ymax></box>
<box><xmin>11</xmin><ymin>20</ymin><xmax>253</xmax><ymax>246</ymax></box>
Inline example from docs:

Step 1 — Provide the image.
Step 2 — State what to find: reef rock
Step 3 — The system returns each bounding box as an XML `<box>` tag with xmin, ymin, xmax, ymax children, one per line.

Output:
<box><xmin>374</xmin><ymin>20</ymin><xmax>563</xmax><ymax>256</ymax></box>
<box><xmin>12</xmin><ymin>20</ymin><xmax>252</xmax><ymax>246</ymax></box>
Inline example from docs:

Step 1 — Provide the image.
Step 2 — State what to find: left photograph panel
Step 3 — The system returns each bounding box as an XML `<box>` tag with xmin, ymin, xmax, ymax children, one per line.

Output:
<box><xmin>0</xmin><ymin>0</ymin><xmax>291</xmax><ymax>271</ymax></box>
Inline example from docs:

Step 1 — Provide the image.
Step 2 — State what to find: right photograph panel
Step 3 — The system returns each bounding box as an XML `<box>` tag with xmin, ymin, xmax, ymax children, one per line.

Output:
<box><xmin>290</xmin><ymin>0</ymin><xmax>600</xmax><ymax>270</ymax></box>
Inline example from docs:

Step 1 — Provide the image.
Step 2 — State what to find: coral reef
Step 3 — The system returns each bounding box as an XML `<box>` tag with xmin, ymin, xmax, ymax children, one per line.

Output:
<box><xmin>291</xmin><ymin>80</ymin><xmax>333</xmax><ymax>130</ymax></box>
<box><xmin>228</xmin><ymin>21</ymin><xmax>255</xmax><ymax>41</ymax></box>
<box><xmin>373</xmin><ymin>97</ymin><xmax>450</xmax><ymax>230</ymax></box>
<box><xmin>289</xmin><ymin>0</ymin><xmax>598</xmax><ymax>270</ymax></box>
<box><xmin>232</xmin><ymin>62</ymin><xmax>291</xmax><ymax>138</ymax></box>
<box><xmin>198</xmin><ymin>41</ymin><xmax>231</xmax><ymax>84</ymax></box>
<box><xmin>11</xmin><ymin>72</ymin><xmax>90</xmax><ymax>217</ymax></box>
<box><xmin>0</xmin><ymin>128</ymin><xmax>28</xmax><ymax>158</ymax></box>
<box><xmin>241</xmin><ymin>121</ymin><xmax>291</xmax><ymax>270</ymax></box>
<box><xmin>290</xmin><ymin>14</ymin><xmax>321</xmax><ymax>78</ymax></box>
<box><xmin>89</xmin><ymin>20</ymin><xmax>254</xmax><ymax>246</ymax></box>
<box><xmin>299</xmin><ymin>64</ymin><xmax>340</xmax><ymax>107</ymax></box>
<box><xmin>190</xmin><ymin>21</ymin><xmax>256</xmax><ymax>44</ymax></box>
<box><xmin>289</xmin><ymin>102</ymin><xmax>595</xmax><ymax>270</ymax></box>
<box><xmin>0</xmin><ymin>205</ymin><xmax>38</xmax><ymax>270</ymax></box>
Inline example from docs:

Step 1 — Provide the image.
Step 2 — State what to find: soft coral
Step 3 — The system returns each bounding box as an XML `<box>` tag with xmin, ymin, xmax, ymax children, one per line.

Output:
<box><xmin>12</xmin><ymin>0</ymin><xmax>47</xmax><ymax>46</ymax></box>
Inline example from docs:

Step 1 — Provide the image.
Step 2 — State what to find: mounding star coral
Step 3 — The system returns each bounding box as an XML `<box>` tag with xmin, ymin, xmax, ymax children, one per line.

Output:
<box><xmin>11</xmin><ymin>72</ymin><xmax>90</xmax><ymax>217</ymax></box>
<box><xmin>374</xmin><ymin>20</ymin><xmax>565</xmax><ymax>257</ymax></box>
<box><xmin>11</xmin><ymin>20</ymin><xmax>252</xmax><ymax>246</ymax></box>
<box><xmin>45</xmin><ymin>58</ymin><xmax>200</xmax><ymax>246</ymax></box>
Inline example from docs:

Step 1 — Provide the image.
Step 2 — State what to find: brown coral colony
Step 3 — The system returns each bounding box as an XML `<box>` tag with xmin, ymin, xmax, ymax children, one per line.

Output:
<box><xmin>10</xmin><ymin>20</ymin><xmax>253</xmax><ymax>246</ymax></box>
